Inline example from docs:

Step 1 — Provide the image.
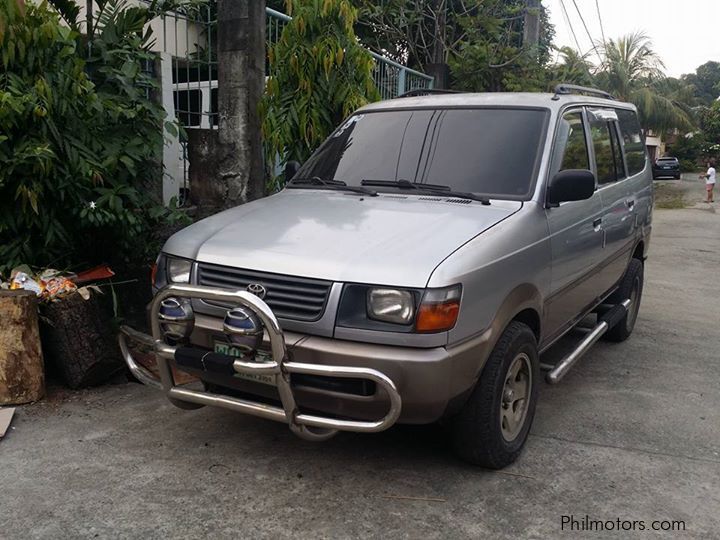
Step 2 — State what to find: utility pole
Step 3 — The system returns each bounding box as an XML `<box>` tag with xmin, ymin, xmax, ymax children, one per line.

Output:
<box><xmin>216</xmin><ymin>0</ymin><xmax>266</xmax><ymax>207</ymax></box>
<box><xmin>426</xmin><ymin>0</ymin><xmax>449</xmax><ymax>89</ymax></box>
<box><xmin>86</xmin><ymin>0</ymin><xmax>93</xmax><ymax>38</ymax></box>
<box><xmin>523</xmin><ymin>0</ymin><xmax>541</xmax><ymax>54</ymax></box>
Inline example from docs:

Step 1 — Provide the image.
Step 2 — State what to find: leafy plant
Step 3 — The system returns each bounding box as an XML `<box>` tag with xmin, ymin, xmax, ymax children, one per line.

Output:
<box><xmin>261</xmin><ymin>0</ymin><xmax>380</xmax><ymax>189</ymax></box>
<box><xmin>0</xmin><ymin>0</ymin><xmax>186</xmax><ymax>274</ymax></box>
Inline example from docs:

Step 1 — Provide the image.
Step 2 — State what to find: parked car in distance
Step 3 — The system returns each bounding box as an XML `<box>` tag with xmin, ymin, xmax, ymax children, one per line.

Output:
<box><xmin>120</xmin><ymin>85</ymin><xmax>653</xmax><ymax>469</ymax></box>
<box><xmin>653</xmin><ymin>156</ymin><xmax>681</xmax><ymax>179</ymax></box>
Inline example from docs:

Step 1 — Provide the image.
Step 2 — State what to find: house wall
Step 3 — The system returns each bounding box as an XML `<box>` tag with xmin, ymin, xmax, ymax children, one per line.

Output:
<box><xmin>75</xmin><ymin>1</ymin><xmax>205</xmax><ymax>57</ymax></box>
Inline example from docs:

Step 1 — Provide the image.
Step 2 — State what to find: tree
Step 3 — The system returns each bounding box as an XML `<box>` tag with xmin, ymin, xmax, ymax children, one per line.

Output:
<box><xmin>352</xmin><ymin>0</ymin><xmax>555</xmax><ymax>92</ymax></box>
<box><xmin>700</xmin><ymin>102</ymin><xmax>720</xmax><ymax>148</ymax></box>
<box><xmin>0</xmin><ymin>0</ymin><xmax>183</xmax><ymax>273</ymax></box>
<box><xmin>261</xmin><ymin>0</ymin><xmax>379</xmax><ymax>188</ymax></box>
<box><xmin>547</xmin><ymin>46</ymin><xmax>594</xmax><ymax>88</ymax></box>
<box><xmin>352</xmin><ymin>0</ymin><xmax>470</xmax><ymax>71</ymax></box>
<box><xmin>683</xmin><ymin>61</ymin><xmax>720</xmax><ymax>105</ymax></box>
<box><xmin>595</xmin><ymin>32</ymin><xmax>694</xmax><ymax>132</ymax></box>
<box><xmin>448</xmin><ymin>0</ymin><xmax>555</xmax><ymax>92</ymax></box>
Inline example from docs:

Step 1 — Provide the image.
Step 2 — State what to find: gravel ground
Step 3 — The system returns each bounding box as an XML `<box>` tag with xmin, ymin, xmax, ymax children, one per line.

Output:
<box><xmin>1</xmin><ymin>185</ymin><xmax>719</xmax><ymax>539</ymax></box>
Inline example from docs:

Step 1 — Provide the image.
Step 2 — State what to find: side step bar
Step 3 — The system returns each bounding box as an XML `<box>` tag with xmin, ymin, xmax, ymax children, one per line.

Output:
<box><xmin>545</xmin><ymin>299</ymin><xmax>632</xmax><ymax>385</ymax></box>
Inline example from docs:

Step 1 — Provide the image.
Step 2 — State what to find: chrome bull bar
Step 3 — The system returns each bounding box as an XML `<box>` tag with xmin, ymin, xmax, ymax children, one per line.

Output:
<box><xmin>118</xmin><ymin>283</ymin><xmax>402</xmax><ymax>441</ymax></box>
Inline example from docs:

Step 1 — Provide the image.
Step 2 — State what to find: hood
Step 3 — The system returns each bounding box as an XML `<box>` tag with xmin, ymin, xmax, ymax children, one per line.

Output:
<box><xmin>163</xmin><ymin>190</ymin><xmax>521</xmax><ymax>287</ymax></box>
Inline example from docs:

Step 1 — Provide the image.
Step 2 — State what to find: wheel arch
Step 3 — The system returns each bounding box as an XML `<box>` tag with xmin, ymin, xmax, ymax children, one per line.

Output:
<box><xmin>632</xmin><ymin>240</ymin><xmax>645</xmax><ymax>262</ymax></box>
<box><xmin>512</xmin><ymin>308</ymin><xmax>541</xmax><ymax>343</ymax></box>
<box><xmin>482</xmin><ymin>283</ymin><xmax>543</xmax><ymax>355</ymax></box>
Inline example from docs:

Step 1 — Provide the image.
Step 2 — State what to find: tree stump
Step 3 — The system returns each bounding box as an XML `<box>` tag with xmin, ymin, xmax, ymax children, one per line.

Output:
<box><xmin>0</xmin><ymin>290</ymin><xmax>45</xmax><ymax>405</ymax></box>
<box><xmin>40</xmin><ymin>291</ymin><xmax>124</xmax><ymax>389</ymax></box>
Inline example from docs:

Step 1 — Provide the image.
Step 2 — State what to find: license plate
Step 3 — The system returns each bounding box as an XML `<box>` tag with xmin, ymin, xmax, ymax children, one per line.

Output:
<box><xmin>213</xmin><ymin>341</ymin><xmax>277</xmax><ymax>386</ymax></box>
<box><xmin>663</xmin><ymin>166</ymin><xmax>671</xmax><ymax>169</ymax></box>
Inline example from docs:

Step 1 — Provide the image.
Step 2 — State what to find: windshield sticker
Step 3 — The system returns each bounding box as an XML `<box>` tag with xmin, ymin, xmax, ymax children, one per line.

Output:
<box><xmin>333</xmin><ymin>115</ymin><xmax>364</xmax><ymax>137</ymax></box>
<box><xmin>588</xmin><ymin>109</ymin><xmax>619</xmax><ymax>122</ymax></box>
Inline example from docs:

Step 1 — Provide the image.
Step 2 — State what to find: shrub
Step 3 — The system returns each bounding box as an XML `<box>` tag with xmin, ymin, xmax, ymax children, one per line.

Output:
<box><xmin>261</xmin><ymin>0</ymin><xmax>379</xmax><ymax>189</ymax></box>
<box><xmin>0</xmin><ymin>0</ymin><xmax>184</xmax><ymax>275</ymax></box>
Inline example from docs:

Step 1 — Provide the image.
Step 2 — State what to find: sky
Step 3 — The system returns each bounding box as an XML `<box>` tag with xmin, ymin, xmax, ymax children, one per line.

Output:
<box><xmin>544</xmin><ymin>0</ymin><xmax>720</xmax><ymax>77</ymax></box>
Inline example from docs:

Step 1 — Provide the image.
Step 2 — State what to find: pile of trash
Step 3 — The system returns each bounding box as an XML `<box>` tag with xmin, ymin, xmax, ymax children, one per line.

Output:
<box><xmin>0</xmin><ymin>264</ymin><xmax>115</xmax><ymax>302</ymax></box>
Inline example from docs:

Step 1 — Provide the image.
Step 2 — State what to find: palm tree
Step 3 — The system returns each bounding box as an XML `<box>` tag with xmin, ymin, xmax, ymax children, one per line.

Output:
<box><xmin>549</xmin><ymin>46</ymin><xmax>595</xmax><ymax>88</ymax></box>
<box><xmin>596</xmin><ymin>32</ymin><xmax>694</xmax><ymax>132</ymax></box>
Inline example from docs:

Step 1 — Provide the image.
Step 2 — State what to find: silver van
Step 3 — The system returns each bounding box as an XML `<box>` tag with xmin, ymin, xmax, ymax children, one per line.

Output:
<box><xmin>120</xmin><ymin>85</ymin><xmax>652</xmax><ymax>469</ymax></box>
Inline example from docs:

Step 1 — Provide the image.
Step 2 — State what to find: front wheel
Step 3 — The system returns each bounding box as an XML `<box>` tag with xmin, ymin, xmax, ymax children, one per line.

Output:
<box><xmin>451</xmin><ymin>321</ymin><xmax>539</xmax><ymax>469</ymax></box>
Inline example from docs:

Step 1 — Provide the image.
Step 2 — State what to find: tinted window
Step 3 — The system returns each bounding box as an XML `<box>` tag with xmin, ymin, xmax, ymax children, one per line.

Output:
<box><xmin>610</xmin><ymin>125</ymin><xmax>627</xmax><ymax>180</ymax></box>
<box><xmin>617</xmin><ymin>109</ymin><xmax>647</xmax><ymax>176</ymax></box>
<box><xmin>549</xmin><ymin>110</ymin><xmax>589</xmax><ymax>177</ymax></box>
<box><xmin>296</xmin><ymin>108</ymin><xmax>549</xmax><ymax>199</ymax></box>
<box><xmin>589</xmin><ymin>110</ymin><xmax>624</xmax><ymax>185</ymax></box>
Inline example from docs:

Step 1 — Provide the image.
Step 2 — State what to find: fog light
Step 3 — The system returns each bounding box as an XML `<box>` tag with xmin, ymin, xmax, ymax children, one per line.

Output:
<box><xmin>223</xmin><ymin>307</ymin><xmax>263</xmax><ymax>352</ymax></box>
<box><xmin>158</xmin><ymin>297</ymin><xmax>195</xmax><ymax>343</ymax></box>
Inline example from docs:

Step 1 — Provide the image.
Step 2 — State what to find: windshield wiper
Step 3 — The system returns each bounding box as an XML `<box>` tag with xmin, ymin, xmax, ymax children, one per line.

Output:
<box><xmin>288</xmin><ymin>176</ymin><xmax>378</xmax><ymax>197</ymax></box>
<box><xmin>361</xmin><ymin>179</ymin><xmax>490</xmax><ymax>205</ymax></box>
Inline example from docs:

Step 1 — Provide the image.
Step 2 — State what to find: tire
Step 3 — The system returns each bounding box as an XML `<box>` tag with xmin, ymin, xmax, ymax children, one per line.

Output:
<box><xmin>451</xmin><ymin>321</ymin><xmax>540</xmax><ymax>469</ymax></box>
<box><xmin>603</xmin><ymin>258</ymin><xmax>644</xmax><ymax>342</ymax></box>
<box><xmin>674</xmin><ymin>174</ymin><xmax>681</xmax><ymax>180</ymax></box>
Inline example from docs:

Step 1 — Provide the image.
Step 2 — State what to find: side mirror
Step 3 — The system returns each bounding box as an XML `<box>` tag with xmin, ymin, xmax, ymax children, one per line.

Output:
<box><xmin>284</xmin><ymin>160</ymin><xmax>301</xmax><ymax>183</ymax></box>
<box><xmin>547</xmin><ymin>169</ymin><xmax>596</xmax><ymax>206</ymax></box>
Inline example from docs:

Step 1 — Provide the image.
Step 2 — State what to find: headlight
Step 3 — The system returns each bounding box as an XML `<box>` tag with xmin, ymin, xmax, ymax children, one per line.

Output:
<box><xmin>336</xmin><ymin>283</ymin><xmax>461</xmax><ymax>333</ymax></box>
<box><xmin>166</xmin><ymin>256</ymin><xmax>192</xmax><ymax>283</ymax></box>
<box><xmin>367</xmin><ymin>288</ymin><xmax>415</xmax><ymax>324</ymax></box>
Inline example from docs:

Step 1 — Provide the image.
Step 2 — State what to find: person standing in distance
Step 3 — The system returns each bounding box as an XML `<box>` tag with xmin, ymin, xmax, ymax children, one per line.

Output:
<box><xmin>700</xmin><ymin>159</ymin><xmax>716</xmax><ymax>203</ymax></box>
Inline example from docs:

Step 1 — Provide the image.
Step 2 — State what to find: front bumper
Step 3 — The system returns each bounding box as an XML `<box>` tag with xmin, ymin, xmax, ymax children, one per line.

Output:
<box><xmin>119</xmin><ymin>284</ymin><xmax>403</xmax><ymax>441</ymax></box>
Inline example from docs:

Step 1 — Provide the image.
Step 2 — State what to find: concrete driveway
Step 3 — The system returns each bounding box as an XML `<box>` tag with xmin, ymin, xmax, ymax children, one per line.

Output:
<box><xmin>2</xmin><ymin>193</ymin><xmax>719</xmax><ymax>539</ymax></box>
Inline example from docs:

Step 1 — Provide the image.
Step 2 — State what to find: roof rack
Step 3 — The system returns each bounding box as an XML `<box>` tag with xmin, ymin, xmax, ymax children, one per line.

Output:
<box><xmin>552</xmin><ymin>84</ymin><xmax>616</xmax><ymax>101</ymax></box>
<box><xmin>396</xmin><ymin>88</ymin><xmax>462</xmax><ymax>98</ymax></box>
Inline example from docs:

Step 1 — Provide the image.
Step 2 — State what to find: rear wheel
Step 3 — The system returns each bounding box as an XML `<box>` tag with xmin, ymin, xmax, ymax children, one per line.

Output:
<box><xmin>451</xmin><ymin>321</ymin><xmax>539</xmax><ymax>469</ymax></box>
<box><xmin>603</xmin><ymin>258</ymin><xmax>644</xmax><ymax>342</ymax></box>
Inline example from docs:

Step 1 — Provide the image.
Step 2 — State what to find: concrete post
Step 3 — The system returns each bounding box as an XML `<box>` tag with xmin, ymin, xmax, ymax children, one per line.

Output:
<box><xmin>216</xmin><ymin>0</ymin><xmax>266</xmax><ymax>207</ymax></box>
<box><xmin>523</xmin><ymin>0</ymin><xmax>541</xmax><ymax>53</ymax></box>
<box><xmin>397</xmin><ymin>68</ymin><xmax>407</xmax><ymax>96</ymax></box>
<box><xmin>158</xmin><ymin>52</ymin><xmax>183</xmax><ymax>205</ymax></box>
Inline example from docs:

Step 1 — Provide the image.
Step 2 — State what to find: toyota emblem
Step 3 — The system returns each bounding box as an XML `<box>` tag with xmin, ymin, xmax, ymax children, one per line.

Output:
<box><xmin>246</xmin><ymin>283</ymin><xmax>267</xmax><ymax>299</ymax></box>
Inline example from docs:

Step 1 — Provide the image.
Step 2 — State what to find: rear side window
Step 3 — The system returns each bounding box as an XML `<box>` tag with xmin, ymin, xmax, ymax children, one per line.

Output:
<box><xmin>589</xmin><ymin>110</ymin><xmax>624</xmax><ymax>185</ymax></box>
<box><xmin>549</xmin><ymin>110</ymin><xmax>589</xmax><ymax>178</ymax></box>
<box><xmin>610</xmin><ymin>126</ymin><xmax>627</xmax><ymax>181</ymax></box>
<box><xmin>617</xmin><ymin>109</ymin><xmax>647</xmax><ymax>176</ymax></box>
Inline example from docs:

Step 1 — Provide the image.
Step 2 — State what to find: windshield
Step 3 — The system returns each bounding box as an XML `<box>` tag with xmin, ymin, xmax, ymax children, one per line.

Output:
<box><xmin>294</xmin><ymin>108</ymin><xmax>549</xmax><ymax>199</ymax></box>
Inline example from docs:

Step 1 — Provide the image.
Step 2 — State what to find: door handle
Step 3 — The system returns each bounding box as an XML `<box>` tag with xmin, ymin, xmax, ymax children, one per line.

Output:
<box><xmin>626</xmin><ymin>199</ymin><xmax>635</xmax><ymax>210</ymax></box>
<box><xmin>592</xmin><ymin>217</ymin><xmax>602</xmax><ymax>230</ymax></box>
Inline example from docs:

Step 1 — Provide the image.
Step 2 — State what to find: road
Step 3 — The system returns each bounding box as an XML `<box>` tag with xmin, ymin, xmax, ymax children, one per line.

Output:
<box><xmin>2</xmin><ymin>186</ymin><xmax>719</xmax><ymax>539</ymax></box>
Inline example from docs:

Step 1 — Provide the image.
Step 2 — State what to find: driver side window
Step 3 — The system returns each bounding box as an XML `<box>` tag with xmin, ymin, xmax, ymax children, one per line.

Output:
<box><xmin>550</xmin><ymin>110</ymin><xmax>590</xmax><ymax>178</ymax></box>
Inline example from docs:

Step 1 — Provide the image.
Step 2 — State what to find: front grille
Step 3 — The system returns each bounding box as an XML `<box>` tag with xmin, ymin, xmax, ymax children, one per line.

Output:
<box><xmin>196</xmin><ymin>263</ymin><xmax>332</xmax><ymax>321</ymax></box>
